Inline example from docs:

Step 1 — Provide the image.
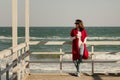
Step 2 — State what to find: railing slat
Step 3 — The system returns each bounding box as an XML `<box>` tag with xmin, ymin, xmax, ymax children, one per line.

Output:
<box><xmin>31</xmin><ymin>52</ymin><xmax>120</xmax><ymax>55</ymax></box>
<box><xmin>31</xmin><ymin>52</ymin><xmax>64</xmax><ymax>55</ymax></box>
<box><xmin>27</xmin><ymin>60</ymin><xmax>119</xmax><ymax>63</ymax></box>
<box><xmin>29</xmin><ymin>41</ymin><xmax>120</xmax><ymax>45</ymax></box>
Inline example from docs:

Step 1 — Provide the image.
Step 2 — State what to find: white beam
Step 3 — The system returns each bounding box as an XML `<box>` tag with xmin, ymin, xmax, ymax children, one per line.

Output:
<box><xmin>25</xmin><ymin>0</ymin><xmax>30</xmax><ymax>75</ymax></box>
<box><xmin>29</xmin><ymin>41</ymin><xmax>120</xmax><ymax>46</ymax></box>
<box><xmin>25</xmin><ymin>0</ymin><xmax>30</xmax><ymax>50</ymax></box>
<box><xmin>12</xmin><ymin>0</ymin><xmax>18</xmax><ymax>49</ymax></box>
<box><xmin>12</xmin><ymin>0</ymin><xmax>18</xmax><ymax>61</ymax></box>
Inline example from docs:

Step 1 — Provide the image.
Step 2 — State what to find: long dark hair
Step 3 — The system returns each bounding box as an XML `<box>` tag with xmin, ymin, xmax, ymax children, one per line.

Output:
<box><xmin>75</xmin><ymin>19</ymin><xmax>85</xmax><ymax>31</ymax></box>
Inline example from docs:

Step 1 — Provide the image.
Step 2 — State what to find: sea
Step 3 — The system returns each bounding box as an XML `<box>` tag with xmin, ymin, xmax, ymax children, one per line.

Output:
<box><xmin>0</xmin><ymin>26</ymin><xmax>120</xmax><ymax>52</ymax></box>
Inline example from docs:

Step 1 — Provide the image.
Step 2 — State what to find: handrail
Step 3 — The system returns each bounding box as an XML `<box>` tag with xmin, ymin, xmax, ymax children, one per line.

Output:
<box><xmin>28</xmin><ymin>60</ymin><xmax>119</xmax><ymax>63</ymax></box>
<box><xmin>1</xmin><ymin>41</ymin><xmax>118</xmax><ymax>57</ymax></box>
<box><xmin>0</xmin><ymin>41</ymin><xmax>120</xmax><ymax>80</ymax></box>
<box><xmin>0</xmin><ymin>42</ymin><xmax>29</xmax><ymax>80</ymax></box>
<box><xmin>0</xmin><ymin>43</ymin><xmax>27</xmax><ymax>59</ymax></box>
<box><xmin>29</xmin><ymin>41</ymin><xmax>120</xmax><ymax>45</ymax></box>
<box><xmin>29</xmin><ymin>41</ymin><xmax>120</xmax><ymax>75</ymax></box>
<box><xmin>0</xmin><ymin>48</ymin><xmax>12</xmax><ymax>58</ymax></box>
<box><xmin>31</xmin><ymin>51</ymin><xmax>120</xmax><ymax>55</ymax></box>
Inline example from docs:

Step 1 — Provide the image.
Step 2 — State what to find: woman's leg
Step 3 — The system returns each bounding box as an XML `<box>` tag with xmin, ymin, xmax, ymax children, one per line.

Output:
<box><xmin>76</xmin><ymin>45</ymin><xmax>84</xmax><ymax>76</ymax></box>
<box><xmin>80</xmin><ymin>44</ymin><xmax>84</xmax><ymax>62</ymax></box>
<box><xmin>77</xmin><ymin>60</ymin><xmax>80</xmax><ymax>72</ymax></box>
<box><xmin>73</xmin><ymin>60</ymin><xmax>80</xmax><ymax>76</ymax></box>
<box><xmin>76</xmin><ymin>60</ymin><xmax>81</xmax><ymax>77</ymax></box>
<box><xmin>73</xmin><ymin>60</ymin><xmax>77</xmax><ymax>70</ymax></box>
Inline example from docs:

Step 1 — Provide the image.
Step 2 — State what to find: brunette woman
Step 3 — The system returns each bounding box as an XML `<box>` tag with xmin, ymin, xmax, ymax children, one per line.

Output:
<box><xmin>70</xmin><ymin>19</ymin><xmax>87</xmax><ymax>77</ymax></box>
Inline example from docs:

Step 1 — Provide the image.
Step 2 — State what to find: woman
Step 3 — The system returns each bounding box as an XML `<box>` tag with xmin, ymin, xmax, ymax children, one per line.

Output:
<box><xmin>70</xmin><ymin>19</ymin><xmax>87</xmax><ymax>77</ymax></box>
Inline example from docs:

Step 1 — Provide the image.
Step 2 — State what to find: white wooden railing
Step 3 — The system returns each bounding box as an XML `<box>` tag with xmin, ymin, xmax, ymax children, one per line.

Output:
<box><xmin>29</xmin><ymin>41</ymin><xmax>120</xmax><ymax>74</ymax></box>
<box><xmin>0</xmin><ymin>43</ymin><xmax>30</xmax><ymax>80</ymax></box>
<box><xmin>0</xmin><ymin>41</ymin><xmax>120</xmax><ymax>80</ymax></box>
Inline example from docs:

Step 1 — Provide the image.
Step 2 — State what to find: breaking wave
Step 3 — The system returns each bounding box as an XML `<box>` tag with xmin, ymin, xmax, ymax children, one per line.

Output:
<box><xmin>0</xmin><ymin>36</ymin><xmax>120</xmax><ymax>40</ymax></box>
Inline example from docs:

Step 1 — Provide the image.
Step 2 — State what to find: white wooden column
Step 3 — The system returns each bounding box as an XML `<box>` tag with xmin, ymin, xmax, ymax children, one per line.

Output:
<box><xmin>12</xmin><ymin>0</ymin><xmax>18</xmax><ymax>60</ymax></box>
<box><xmin>25</xmin><ymin>0</ymin><xmax>30</xmax><ymax>74</ymax></box>
<box><xmin>25</xmin><ymin>0</ymin><xmax>30</xmax><ymax>50</ymax></box>
<box><xmin>12</xmin><ymin>0</ymin><xmax>19</xmax><ymax>79</ymax></box>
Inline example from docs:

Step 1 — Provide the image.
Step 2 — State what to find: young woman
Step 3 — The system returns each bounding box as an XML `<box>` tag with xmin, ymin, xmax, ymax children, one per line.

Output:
<box><xmin>70</xmin><ymin>19</ymin><xmax>87</xmax><ymax>77</ymax></box>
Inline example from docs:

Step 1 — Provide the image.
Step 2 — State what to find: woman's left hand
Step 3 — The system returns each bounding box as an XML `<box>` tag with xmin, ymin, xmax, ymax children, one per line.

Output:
<box><xmin>81</xmin><ymin>43</ymin><xmax>84</xmax><ymax>45</ymax></box>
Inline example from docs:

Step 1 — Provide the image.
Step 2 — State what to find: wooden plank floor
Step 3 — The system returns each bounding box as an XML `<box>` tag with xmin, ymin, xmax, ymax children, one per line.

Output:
<box><xmin>25</xmin><ymin>73</ymin><xmax>120</xmax><ymax>80</ymax></box>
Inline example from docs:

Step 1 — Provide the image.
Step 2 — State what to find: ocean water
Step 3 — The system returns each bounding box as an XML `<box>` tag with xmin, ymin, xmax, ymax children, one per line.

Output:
<box><xmin>0</xmin><ymin>27</ymin><xmax>120</xmax><ymax>52</ymax></box>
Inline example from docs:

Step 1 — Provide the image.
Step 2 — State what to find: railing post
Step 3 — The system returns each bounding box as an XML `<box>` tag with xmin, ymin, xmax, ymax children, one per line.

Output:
<box><xmin>60</xmin><ymin>48</ymin><xmax>63</xmax><ymax>73</ymax></box>
<box><xmin>21</xmin><ymin>48</ymin><xmax>25</xmax><ymax>78</ymax></box>
<box><xmin>91</xmin><ymin>45</ymin><xmax>94</xmax><ymax>75</ymax></box>
<box><xmin>17</xmin><ymin>50</ymin><xmax>22</xmax><ymax>80</ymax></box>
<box><xmin>17</xmin><ymin>64</ymin><xmax>21</xmax><ymax>80</ymax></box>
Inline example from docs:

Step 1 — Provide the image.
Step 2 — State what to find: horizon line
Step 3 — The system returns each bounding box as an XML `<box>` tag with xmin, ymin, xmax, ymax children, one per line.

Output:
<box><xmin>0</xmin><ymin>26</ymin><xmax>120</xmax><ymax>27</ymax></box>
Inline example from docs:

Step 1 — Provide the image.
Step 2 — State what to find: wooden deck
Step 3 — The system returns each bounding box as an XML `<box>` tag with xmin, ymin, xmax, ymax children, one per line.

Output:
<box><xmin>25</xmin><ymin>73</ymin><xmax>120</xmax><ymax>80</ymax></box>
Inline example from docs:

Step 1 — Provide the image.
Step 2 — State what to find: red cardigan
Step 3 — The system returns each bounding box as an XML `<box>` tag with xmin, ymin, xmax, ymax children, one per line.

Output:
<box><xmin>70</xmin><ymin>28</ymin><xmax>87</xmax><ymax>60</ymax></box>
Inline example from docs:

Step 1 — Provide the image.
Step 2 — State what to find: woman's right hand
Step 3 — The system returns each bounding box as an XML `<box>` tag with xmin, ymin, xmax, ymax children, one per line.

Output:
<box><xmin>76</xmin><ymin>34</ymin><xmax>80</xmax><ymax>38</ymax></box>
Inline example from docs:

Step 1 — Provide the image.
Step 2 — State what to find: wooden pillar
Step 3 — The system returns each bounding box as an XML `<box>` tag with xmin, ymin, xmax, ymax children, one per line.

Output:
<box><xmin>25</xmin><ymin>0</ymin><xmax>30</xmax><ymax>48</ymax></box>
<box><xmin>12</xmin><ymin>0</ymin><xmax>18</xmax><ymax>69</ymax></box>
<box><xmin>12</xmin><ymin>0</ymin><xmax>18</xmax><ymax>56</ymax></box>
<box><xmin>12</xmin><ymin>0</ymin><xmax>18</xmax><ymax>79</ymax></box>
<box><xmin>25</xmin><ymin>0</ymin><xmax>30</xmax><ymax>74</ymax></box>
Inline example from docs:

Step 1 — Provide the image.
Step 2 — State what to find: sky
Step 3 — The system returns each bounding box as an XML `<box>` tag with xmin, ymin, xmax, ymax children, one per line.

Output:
<box><xmin>0</xmin><ymin>0</ymin><xmax>120</xmax><ymax>27</ymax></box>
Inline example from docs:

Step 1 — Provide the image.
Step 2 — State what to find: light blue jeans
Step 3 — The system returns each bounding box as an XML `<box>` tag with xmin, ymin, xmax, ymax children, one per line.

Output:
<box><xmin>80</xmin><ymin>44</ymin><xmax>84</xmax><ymax>61</ymax></box>
<box><xmin>73</xmin><ymin>45</ymin><xmax>84</xmax><ymax>73</ymax></box>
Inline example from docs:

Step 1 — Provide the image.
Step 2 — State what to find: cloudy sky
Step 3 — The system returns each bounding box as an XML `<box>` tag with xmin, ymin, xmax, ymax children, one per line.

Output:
<box><xmin>0</xmin><ymin>0</ymin><xmax>120</xmax><ymax>27</ymax></box>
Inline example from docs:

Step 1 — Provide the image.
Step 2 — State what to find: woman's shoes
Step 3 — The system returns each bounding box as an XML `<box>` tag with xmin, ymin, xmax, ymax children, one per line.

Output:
<box><xmin>75</xmin><ymin>72</ymin><xmax>81</xmax><ymax>77</ymax></box>
<box><xmin>77</xmin><ymin>72</ymin><xmax>80</xmax><ymax>77</ymax></box>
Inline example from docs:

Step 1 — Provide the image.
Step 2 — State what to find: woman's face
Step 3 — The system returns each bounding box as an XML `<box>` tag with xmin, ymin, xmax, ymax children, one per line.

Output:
<box><xmin>75</xmin><ymin>23</ymin><xmax>79</xmax><ymax>28</ymax></box>
<box><xmin>76</xmin><ymin>23</ymin><xmax>83</xmax><ymax>29</ymax></box>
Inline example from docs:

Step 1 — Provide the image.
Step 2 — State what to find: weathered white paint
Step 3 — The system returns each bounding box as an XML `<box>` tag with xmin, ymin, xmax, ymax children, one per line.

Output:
<box><xmin>87</xmin><ymin>41</ymin><xmax>120</xmax><ymax>45</ymax></box>
<box><xmin>12</xmin><ymin>62</ymin><xmax>29</xmax><ymax>73</ymax></box>
<box><xmin>31</xmin><ymin>52</ymin><xmax>120</xmax><ymax>55</ymax></box>
<box><xmin>0</xmin><ymin>48</ymin><xmax>12</xmax><ymax>58</ymax></box>
<box><xmin>31</xmin><ymin>52</ymin><xmax>64</xmax><ymax>55</ymax></box>
<box><xmin>25</xmin><ymin>0</ymin><xmax>30</xmax><ymax>76</ymax></box>
<box><xmin>12</xmin><ymin>0</ymin><xmax>18</xmax><ymax>60</ymax></box>
<box><xmin>25</xmin><ymin>0</ymin><xmax>30</xmax><ymax>50</ymax></box>
<box><xmin>13</xmin><ymin>43</ymin><xmax>26</xmax><ymax>53</ymax></box>
<box><xmin>0</xmin><ymin>43</ymin><xmax>26</xmax><ymax>59</ymax></box>
<box><xmin>29</xmin><ymin>41</ymin><xmax>120</xmax><ymax>45</ymax></box>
